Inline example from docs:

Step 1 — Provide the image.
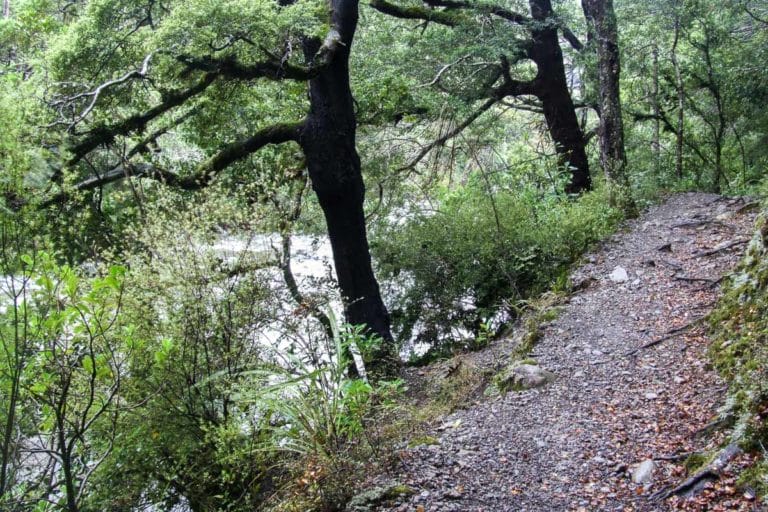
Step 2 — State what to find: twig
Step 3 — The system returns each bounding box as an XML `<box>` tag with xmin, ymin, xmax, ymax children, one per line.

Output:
<box><xmin>736</xmin><ymin>201</ymin><xmax>760</xmax><ymax>214</ymax></box>
<box><xmin>657</xmin><ymin>258</ymin><xmax>683</xmax><ymax>271</ymax></box>
<box><xmin>673</xmin><ymin>275</ymin><xmax>718</xmax><ymax>284</ymax></box>
<box><xmin>672</xmin><ymin>219</ymin><xmax>720</xmax><ymax>228</ymax></box>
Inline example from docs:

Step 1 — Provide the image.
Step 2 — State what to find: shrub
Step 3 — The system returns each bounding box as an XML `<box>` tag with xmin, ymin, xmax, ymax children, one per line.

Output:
<box><xmin>372</xmin><ymin>184</ymin><xmax>622</xmax><ymax>359</ymax></box>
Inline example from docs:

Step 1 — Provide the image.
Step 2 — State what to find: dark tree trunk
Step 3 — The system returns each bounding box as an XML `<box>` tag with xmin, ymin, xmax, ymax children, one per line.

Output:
<box><xmin>582</xmin><ymin>0</ymin><xmax>634</xmax><ymax>211</ymax></box>
<box><xmin>299</xmin><ymin>0</ymin><xmax>396</xmax><ymax>375</ymax></box>
<box><xmin>529</xmin><ymin>0</ymin><xmax>591</xmax><ymax>194</ymax></box>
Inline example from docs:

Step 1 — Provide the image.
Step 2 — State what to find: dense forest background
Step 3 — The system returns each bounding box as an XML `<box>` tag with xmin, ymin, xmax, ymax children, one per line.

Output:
<box><xmin>0</xmin><ymin>0</ymin><xmax>766</xmax><ymax>510</ymax></box>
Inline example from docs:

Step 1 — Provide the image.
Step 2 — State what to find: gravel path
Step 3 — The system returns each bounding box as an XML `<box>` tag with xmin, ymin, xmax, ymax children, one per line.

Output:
<box><xmin>369</xmin><ymin>193</ymin><xmax>760</xmax><ymax>512</ymax></box>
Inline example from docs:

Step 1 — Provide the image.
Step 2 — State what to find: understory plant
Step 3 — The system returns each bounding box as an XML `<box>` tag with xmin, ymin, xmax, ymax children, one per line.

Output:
<box><xmin>372</xmin><ymin>183</ymin><xmax>622</xmax><ymax>359</ymax></box>
<box><xmin>239</xmin><ymin>311</ymin><xmax>404</xmax><ymax>510</ymax></box>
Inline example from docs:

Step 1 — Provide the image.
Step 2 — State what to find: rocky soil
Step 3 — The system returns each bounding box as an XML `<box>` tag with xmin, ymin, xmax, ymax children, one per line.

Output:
<box><xmin>358</xmin><ymin>193</ymin><xmax>763</xmax><ymax>512</ymax></box>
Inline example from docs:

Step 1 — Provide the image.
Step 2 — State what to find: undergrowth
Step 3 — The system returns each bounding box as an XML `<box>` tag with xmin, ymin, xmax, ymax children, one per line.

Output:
<box><xmin>372</xmin><ymin>184</ymin><xmax>622</xmax><ymax>359</ymax></box>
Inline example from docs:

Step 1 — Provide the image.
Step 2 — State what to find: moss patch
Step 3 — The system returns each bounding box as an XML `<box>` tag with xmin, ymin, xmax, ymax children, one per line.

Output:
<box><xmin>407</xmin><ymin>435</ymin><xmax>440</xmax><ymax>448</ymax></box>
<box><xmin>709</xmin><ymin>210</ymin><xmax>768</xmax><ymax>496</ymax></box>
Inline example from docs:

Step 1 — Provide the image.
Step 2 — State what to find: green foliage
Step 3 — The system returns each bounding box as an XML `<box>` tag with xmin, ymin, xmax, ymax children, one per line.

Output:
<box><xmin>372</xmin><ymin>184</ymin><xmax>622</xmax><ymax>357</ymax></box>
<box><xmin>619</xmin><ymin>0</ymin><xmax>768</xmax><ymax>195</ymax></box>
<box><xmin>228</xmin><ymin>312</ymin><xmax>404</xmax><ymax>510</ymax></box>
<box><xmin>0</xmin><ymin>238</ymin><xmax>128</xmax><ymax>510</ymax></box>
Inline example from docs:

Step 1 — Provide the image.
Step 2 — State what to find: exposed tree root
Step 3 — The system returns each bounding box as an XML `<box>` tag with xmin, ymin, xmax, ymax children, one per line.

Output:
<box><xmin>693</xmin><ymin>414</ymin><xmax>735</xmax><ymax>440</ymax></box>
<box><xmin>624</xmin><ymin>316</ymin><xmax>705</xmax><ymax>356</ymax></box>
<box><xmin>674</xmin><ymin>275</ymin><xmax>718</xmax><ymax>284</ymax></box>
<box><xmin>651</xmin><ymin>443</ymin><xmax>742</xmax><ymax>502</ymax></box>
<box><xmin>653</xmin><ymin>451</ymin><xmax>701</xmax><ymax>462</ymax></box>
<box><xmin>694</xmin><ymin>239</ymin><xmax>749</xmax><ymax>258</ymax></box>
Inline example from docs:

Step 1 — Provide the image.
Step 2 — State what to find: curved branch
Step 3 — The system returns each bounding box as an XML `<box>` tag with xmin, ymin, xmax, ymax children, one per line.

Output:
<box><xmin>177</xmin><ymin>54</ymin><xmax>316</xmax><ymax>81</ymax></box>
<box><xmin>44</xmin><ymin>122</ymin><xmax>302</xmax><ymax>207</ymax></box>
<box><xmin>66</xmin><ymin>72</ymin><xmax>219</xmax><ymax>168</ymax></box>
<box><xmin>49</xmin><ymin>53</ymin><xmax>156</xmax><ymax>132</ymax></box>
<box><xmin>398</xmin><ymin>97</ymin><xmax>497</xmax><ymax>171</ymax></box>
<box><xmin>369</xmin><ymin>0</ymin><xmax>462</xmax><ymax>26</ymax></box>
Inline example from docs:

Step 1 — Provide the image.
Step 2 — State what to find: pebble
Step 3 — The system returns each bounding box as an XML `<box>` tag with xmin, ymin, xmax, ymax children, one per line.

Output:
<box><xmin>609</xmin><ymin>266</ymin><xmax>629</xmax><ymax>282</ymax></box>
<box><xmin>631</xmin><ymin>460</ymin><xmax>656</xmax><ymax>484</ymax></box>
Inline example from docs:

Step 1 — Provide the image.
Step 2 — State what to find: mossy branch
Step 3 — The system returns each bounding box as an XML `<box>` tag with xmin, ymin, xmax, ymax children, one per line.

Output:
<box><xmin>66</xmin><ymin>72</ymin><xmax>219</xmax><ymax>169</ymax></box>
<box><xmin>44</xmin><ymin>122</ymin><xmax>302</xmax><ymax>206</ymax></box>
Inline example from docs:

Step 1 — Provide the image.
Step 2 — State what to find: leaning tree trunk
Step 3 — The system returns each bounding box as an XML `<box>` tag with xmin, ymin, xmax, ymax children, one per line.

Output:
<box><xmin>582</xmin><ymin>0</ymin><xmax>635</xmax><ymax>213</ymax></box>
<box><xmin>299</xmin><ymin>0</ymin><xmax>397</xmax><ymax>376</ymax></box>
<box><xmin>529</xmin><ymin>0</ymin><xmax>592</xmax><ymax>194</ymax></box>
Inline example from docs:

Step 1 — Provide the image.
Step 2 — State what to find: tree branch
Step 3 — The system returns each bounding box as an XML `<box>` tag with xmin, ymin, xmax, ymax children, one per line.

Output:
<box><xmin>427</xmin><ymin>0</ymin><xmax>531</xmax><ymax>24</ymax></box>
<box><xmin>45</xmin><ymin>122</ymin><xmax>302</xmax><ymax>206</ymax></box>
<box><xmin>419</xmin><ymin>54</ymin><xmax>471</xmax><ymax>87</ymax></box>
<box><xmin>398</xmin><ymin>97</ymin><xmax>497</xmax><ymax>171</ymax></box>
<box><xmin>369</xmin><ymin>0</ymin><xmax>462</xmax><ymax>26</ymax></box>
<box><xmin>65</xmin><ymin>72</ymin><xmax>219</xmax><ymax>169</ymax></box>
<box><xmin>49</xmin><ymin>53</ymin><xmax>156</xmax><ymax>132</ymax></box>
<box><xmin>176</xmin><ymin>54</ymin><xmax>316</xmax><ymax>81</ymax></box>
<box><xmin>496</xmin><ymin>54</ymin><xmax>537</xmax><ymax>97</ymax></box>
<box><xmin>560</xmin><ymin>25</ymin><xmax>584</xmax><ymax>51</ymax></box>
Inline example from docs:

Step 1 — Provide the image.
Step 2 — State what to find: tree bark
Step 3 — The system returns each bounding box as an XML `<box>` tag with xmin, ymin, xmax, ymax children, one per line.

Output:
<box><xmin>529</xmin><ymin>0</ymin><xmax>591</xmax><ymax>194</ymax></box>
<box><xmin>652</xmin><ymin>45</ymin><xmax>661</xmax><ymax>176</ymax></box>
<box><xmin>671</xmin><ymin>3</ymin><xmax>685</xmax><ymax>180</ymax></box>
<box><xmin>299</xmin><ymin>0</ymin><xmax>396</xmax><ymax>375</ymax></box>
<box><xmin>582</xmin><ymin>0</ymin><xmax>634</xmax><ymax>211</ymax></box>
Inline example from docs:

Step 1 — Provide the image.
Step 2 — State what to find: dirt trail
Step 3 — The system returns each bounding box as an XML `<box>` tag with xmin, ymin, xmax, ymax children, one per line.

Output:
<box><xmin>370</xmin><ymin>193</ymin><xmax>760</xmax><ymax>512</ymax></box>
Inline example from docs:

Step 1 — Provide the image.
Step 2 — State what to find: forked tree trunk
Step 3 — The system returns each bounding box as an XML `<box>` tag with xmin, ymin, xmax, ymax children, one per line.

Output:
<box><xmin>299</xmin><ymin>0</ymin><xmax>397</xmax><ymax>375</ymax></box>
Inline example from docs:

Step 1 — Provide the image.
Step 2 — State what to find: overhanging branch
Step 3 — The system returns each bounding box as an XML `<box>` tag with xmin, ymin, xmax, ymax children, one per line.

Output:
<box><xmin>66</xmin><ymin>72</ymin><xmax>219</xmax><ymax>168</ymax></box>
<box><xmin>560</xmin><ymin>25</ymin><xmax>584</xmax><ymax>51</ymax></box>
<box><xmin>177</xmin><ymin>54</ymin><xmax>316</xmax><ymax>81</ymax></box>
<box><xmin>369</xmin><ymin>0</ymin><xmax>461</xmax><ymax>26</ymax></box>
<box><xmin>45</xmin><ymin>121</ymin><xmax>302</xmax><ymax>207</ymax></box>
<box><xmin>48</xmin><ymin>53</ymin><xmax>156</xmax><ymax>132</ymax></box>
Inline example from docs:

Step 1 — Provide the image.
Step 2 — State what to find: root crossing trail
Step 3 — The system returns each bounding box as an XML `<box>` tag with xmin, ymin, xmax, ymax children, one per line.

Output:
<box><xmin>371</xmin><ymin>193</ymin><xmax>761</xmax><ymax>512</ymax></box>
